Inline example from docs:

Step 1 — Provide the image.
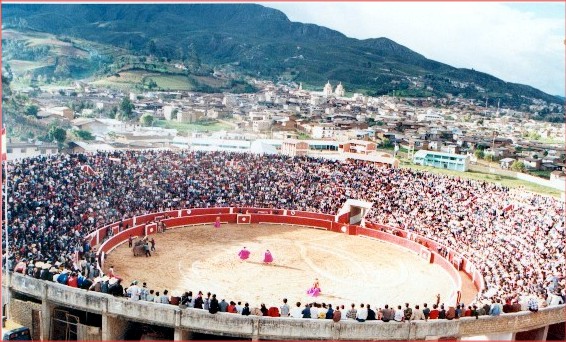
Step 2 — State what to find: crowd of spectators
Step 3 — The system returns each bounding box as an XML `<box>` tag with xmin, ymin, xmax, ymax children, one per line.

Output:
<box><xmin>2</xmin><ymin>150</ymin><xmax>564</xmax><ymax>318</ymax></box>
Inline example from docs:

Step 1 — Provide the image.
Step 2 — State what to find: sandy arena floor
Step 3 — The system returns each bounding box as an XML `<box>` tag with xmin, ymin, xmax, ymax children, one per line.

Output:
<box><xmin>105</xmin><ymin>224</ymin><xmax>472</xmax><ymax>309</ymax></box>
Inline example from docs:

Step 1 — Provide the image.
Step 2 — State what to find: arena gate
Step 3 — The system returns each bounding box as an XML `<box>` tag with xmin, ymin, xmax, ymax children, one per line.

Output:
<box><xmin>335</xmin><ymin>199</ymin><xmax>373</xmax><ymax>225</ymax></box>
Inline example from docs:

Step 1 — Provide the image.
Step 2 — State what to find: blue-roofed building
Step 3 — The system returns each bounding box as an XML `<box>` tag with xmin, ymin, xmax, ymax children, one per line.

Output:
<box><xmin>413</xmin><ymin>150</ymin><xmax>470</xmax><ymax>172</ymax></box>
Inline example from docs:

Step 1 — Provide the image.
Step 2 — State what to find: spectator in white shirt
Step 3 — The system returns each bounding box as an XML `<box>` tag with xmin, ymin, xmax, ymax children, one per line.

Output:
<box><xmin>356</xmin><ymin>303</ymin><xmax>368</xmax><ymax>322</ymax></box>
<box><xmin>290</xmin><ymin>302</ymin><xmax>303</xmax><ymax>318</ymax></box>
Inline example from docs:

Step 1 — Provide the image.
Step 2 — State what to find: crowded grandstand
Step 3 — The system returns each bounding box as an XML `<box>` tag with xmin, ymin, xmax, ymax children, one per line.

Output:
<box><xmin>2</xmin><ymin>150</ymin><xmax>565</xmax><ymax>318</ymax></box>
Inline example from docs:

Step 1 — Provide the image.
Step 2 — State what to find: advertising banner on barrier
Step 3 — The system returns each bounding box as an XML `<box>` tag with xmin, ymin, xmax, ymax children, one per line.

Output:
<box><xmin>145</xmin><ymin>223</ymin><xmax>157</xmax><ymax>235</ymax></box>
<box><xmin>237</xmin><ymin>214</ymin><xmax>251</xmax><ymax>224</ymax></box>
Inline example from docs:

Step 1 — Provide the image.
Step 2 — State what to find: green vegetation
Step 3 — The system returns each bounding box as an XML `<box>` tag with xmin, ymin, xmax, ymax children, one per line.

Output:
<box><xmin>24</xmin><ymin>104</ymin><xmax>39</xmax><ymax>117</ymax></box>
<box><xmin>527</xmin><ymin>170</ymin><xmax>552</xmax><ymax>180</ymax></box>
<box><xmin>118</xmin><ymin>97</ymin><xmax>134</xmax><ymax>121</ymax></box>
<box><xmin>401</xmin><ymin>162</ymin><xmax>562</xmax><ymax>197</ymax></box>
<box><xmin>73</xmin><ymin>129</ymin><xmax>95</xmax><ymax>141</ymax></box>
<box><xmin>379</xmin><ymin>138</ymin><xmax>393</xmax><ymax>149</ymax></box>
<box><xmin>510</xmin><ymin>160</ymin><xmax>525</xmax><ymax>172</ymax></box>
<box><xmin>154</xmin><ymin>119</ymin><xmax>232</xmax><ymax>135</ymax></box>
<box><xmin>537</xmin><ymin>137</ymin><xmax>566</xmax><ymax>145</ymax></box>
<box><xmin>2</xmin><ymin>4</ymin><xmax>562</xmax><ymax>117</ymax></box>
<box><xmin>48</xmin><ymin>126</ymin><xmax>67</xmax><ymax>148</ymax></box>
<box><xmin>140</xmin><ymin>113</ymin><xmax>155</xmax><ymax>127</ymax></box>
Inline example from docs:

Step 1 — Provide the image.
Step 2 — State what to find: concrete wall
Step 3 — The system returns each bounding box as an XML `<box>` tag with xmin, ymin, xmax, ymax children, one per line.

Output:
<box><xmin>3</xmin><ymin>273</ymin><xmax>565</xmax><ymax>340</ymax></box>
<box><xmin>469</xmin><ymin>164</ymin><xmax>565</xmax><ymax>191</ymax></box>
<box><xmin>5</xmin><ymin>274</ymin><xmax>566</xmax><ymax>340</ymax></box>
<box><xmin>9</xmin><ymin>299</ymin><xmax>41</xmax><ymax>335</ymax></box>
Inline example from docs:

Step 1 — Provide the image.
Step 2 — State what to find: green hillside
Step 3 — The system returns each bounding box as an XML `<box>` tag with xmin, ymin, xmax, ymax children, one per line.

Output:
<box><xmin>2</xmin><ymin>3</ymin><xmax>563</xmax><ymax>120</ymax></box>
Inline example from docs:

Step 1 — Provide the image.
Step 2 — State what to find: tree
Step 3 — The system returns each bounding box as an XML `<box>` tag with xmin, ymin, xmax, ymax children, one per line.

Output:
<box><xmin>74</xmin><ymin>129</ymin><xmax>95</xmax><ymax>141</ymax></box>
<box><xmin>379</xmin><ymin>138</ymin><xmax>393</xmax><ymax>149</ymax></box>
<box><xmin>24</xmin><ymin>104</ymin><xmax>39</xmax><ymax>117</ymax></box>
<box><xmin>146</xmin><ymin>40</ymin><xmax>157</xmax><ymax>55</ymax></box>
<box><xmin>49</xmin><ymin>127</ymin><xmax>67</xmax><ymax>148</ymax></box>
<box><xmin>484</xmin><ymin>154</ymin><xmax>494</xmax><ymax>162</ymax></box>
<box><xmin>171</xmin><ymin>108</ymin><xmax>179</xmax><ymax>120</ymax></box>
<box><xmin>119</xmin><ymin>97</ymin><xmax>134</xmax><ymax>121</ymax></box>
<box><xmin>147</xmin><ymin>79</ymin><xmax>158</xmax><ymax>90</ymax></box>
<box><xmin>108</xmin><ymin>106</ymin><xmax>118</xmax><ymax>119</ymax></box>
<box><xmin>474</xmin><ymin>149</ymin><xmax>485</xmax><ymax>160</ymax></box>
<box><xmin>510</xmin><ymin>160</ymin><xmax>525</xmax><ymax>172</ymax></box>
<box><xmin>140</xmin><ymin>113</ymin><xmax>154</xmax><ymax>127</ymax></box>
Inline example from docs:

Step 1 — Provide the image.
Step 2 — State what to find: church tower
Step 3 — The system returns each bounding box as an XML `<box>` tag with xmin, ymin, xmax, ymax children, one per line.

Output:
<box><xmin>323</xmin><ymin>81</ymin><xmax>333</xmax><ymax>97</ymax></box>
<box><xmin>335</xmin><ymin>82</ymin><xmax>345</xmax><ymax>97</ymax></box>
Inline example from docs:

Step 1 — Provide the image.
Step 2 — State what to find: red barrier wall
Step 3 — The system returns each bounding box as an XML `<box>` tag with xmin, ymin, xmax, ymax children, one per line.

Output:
<box><xmin>180</xmin><ymin>208</ymin><xmax>232</xmax><ymax>217</ymax></box>
<box><xmin>162</xmin><ymin>214</ymin><xmax>238</xmax><ymax>229</ymax></box>
<box><xmin>252</xmin><ymin>214</ymin><xmax>333</xmax><ymax>229</ymax></box>
<box><xmin>98</xmin><ymin>225</ymin><xmax>146</xmax><ymax>256</ymax></box>
<box><xmin>94</xmin><ymin>208</ymin><xmax>480</xmax><ymax>297</ymax></box>
<box><xmin>356</xmin><ymin>227</ymin><xmax>423</xmax><ymax>254</ymax></box>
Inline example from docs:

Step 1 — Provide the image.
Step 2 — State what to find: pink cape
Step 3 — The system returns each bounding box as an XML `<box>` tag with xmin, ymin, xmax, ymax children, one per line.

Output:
<box><xmin>263</xmin><ymin>252</ymin><xmax>273</xmax><ymax>263</ymax></box>
<box><xmin>307</xmin><ymin>287</ymin><xmax>321</xmax><ymax>297</ymax></box>
<box><xmin>238</xmin><ymin>249</ymin><xmax>250</xmax><ymax>260</ymax></box>
<box><xmin>214</xmin><ymin>220</ymin><xmax>221</xmax><ymax>228</ymax></box>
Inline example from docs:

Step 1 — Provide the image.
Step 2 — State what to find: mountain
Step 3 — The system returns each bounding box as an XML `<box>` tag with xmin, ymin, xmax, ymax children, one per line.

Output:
<box><xmin>2</xmin><ymin>3</ymin><xmax>564</xmax><ymax>118</ymax></box>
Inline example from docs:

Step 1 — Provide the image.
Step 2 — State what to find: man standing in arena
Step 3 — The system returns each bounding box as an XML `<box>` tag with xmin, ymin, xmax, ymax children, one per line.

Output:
<box><xmin>144</xmin><ymin>242</ymin><xmax>151</xmax><ymax>257</ymax></box>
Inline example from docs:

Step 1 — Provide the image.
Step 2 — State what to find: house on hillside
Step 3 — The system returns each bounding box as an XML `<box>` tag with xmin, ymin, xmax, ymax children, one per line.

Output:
<box><xmin>500</xmin><ymin>158</ymin><xmax>515</xmax><ymax>169</ymax></box>
<box><xmin>6</xmin><ymin>141</ymin><xmax>58</xmax><ymax>160</ymax></box>
<box><xmin>72</xmin><ymin>118</ymin><xmax>125</xmax><ymax>137</ymax></box>
<box><xmin>519</xmin><ymin>157</ymin><xmax>542</xmax><ymax>170</ymax></box>
<box><xmin>338</xmin><ymin>140</ymin><xmax>377</xmax><ymax>155</ymax></box>
<box><xmin>281</xmin><ymin>139</ymin><xmax>309</xmax><ymax>157</ymax></box>
<box><xmin>413</xmin><ymin>150</ymin><xmax>470</xmax><ymax>172</ymax></box>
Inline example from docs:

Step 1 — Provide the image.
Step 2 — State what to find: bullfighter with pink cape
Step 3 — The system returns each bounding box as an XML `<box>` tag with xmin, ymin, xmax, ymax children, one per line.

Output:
<box><xmin>307</xmin><ymin>278</ymin><xmax>321</xmax><ymax>297</ymax></box>
<box><xmin>238</xmin><ymin>247</ymin><xmax>250</xmax><ymax>261</ymax></box>
<box><xmin>263</xmin><ymin>249</ymin><xmax>273</xmax><ymax>264</ymax></box>
<box><xmin>214</xmin><ymin>216</ymin><xmax>221</xmax><ymax>228</ymax></box>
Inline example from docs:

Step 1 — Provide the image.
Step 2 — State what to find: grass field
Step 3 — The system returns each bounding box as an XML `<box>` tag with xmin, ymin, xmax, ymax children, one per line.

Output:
<box><xmin>154</xmin><ymin>119</ymin><xmax>232</xmax><ymax>135</ymax></box>
<box><xmin>150</xmin><ymin>75</ymin><xmax>195</xmax><ymax>91</ymax></box>
<box><xmin>93</xmin><ymin>71</ymin><xmax>195</xmax><ymax>91</ymax></box>
<box><xmin>401</xmin><ymin>162</ymin><xmax>563</xmax><ymax>198</ymax></box>
<box><xmin>9</xmin><ymin>60</ymin><xmax>52</xmax><ymax>73</ymax></box>
<box><xmin>536</xmin><ymin>137</ymin><xmax>565</xmax><ymax>145</ymax></box>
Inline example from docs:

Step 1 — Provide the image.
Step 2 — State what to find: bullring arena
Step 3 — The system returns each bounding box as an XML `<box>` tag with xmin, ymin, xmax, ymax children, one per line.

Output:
<box><xmin>2</xmin><ymin>150</ymin><xmax>565</xmax><ymax>341</ymax></box>
<box><xmin>106</xmin><ymin>223</ymin><xmax>465</xmax><ymax>308</ymax></box>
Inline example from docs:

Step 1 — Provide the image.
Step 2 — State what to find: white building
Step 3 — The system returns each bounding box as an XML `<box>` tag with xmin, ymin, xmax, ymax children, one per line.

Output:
<box><xmin>163</xmin><ymin>106</ymin><xmax>177</xmax><ymax>121</ymax></box>
<box><xmin>335</xmin><ymin>82</ymin><xmax>345</xmax><ymax>97</ymax></box>
<box><xmin>311</xmin><ymin>123</ymin><xmax>337</xmax><ymax>139</ymax></box>
<box><xmin>5</xmin><ymin>142</ymin><xmax>59</xmax><ymax>161</ymax></box>
<box><xmin>417</xmin><ymin>110</ymin><xmax>444</xmax><ymax>122</ymax></box>
<box><xmin>323</xmin><ymin>81</ymin><xmax>333</xmax><ymax>97</ymax></box>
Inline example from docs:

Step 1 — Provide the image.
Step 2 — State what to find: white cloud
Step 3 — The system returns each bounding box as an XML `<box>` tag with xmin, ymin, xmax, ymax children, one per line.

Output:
<box><xmin>264</xmin><ymin>2</ymin><xmax>565</xmax><ymax>96</ymax></box>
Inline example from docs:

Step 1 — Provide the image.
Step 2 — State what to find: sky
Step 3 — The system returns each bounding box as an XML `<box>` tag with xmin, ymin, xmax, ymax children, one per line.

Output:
<box><xmin>263</xmin><ymin>1</ymin><xmax>565</xmax><ymax>97</ymax></box>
